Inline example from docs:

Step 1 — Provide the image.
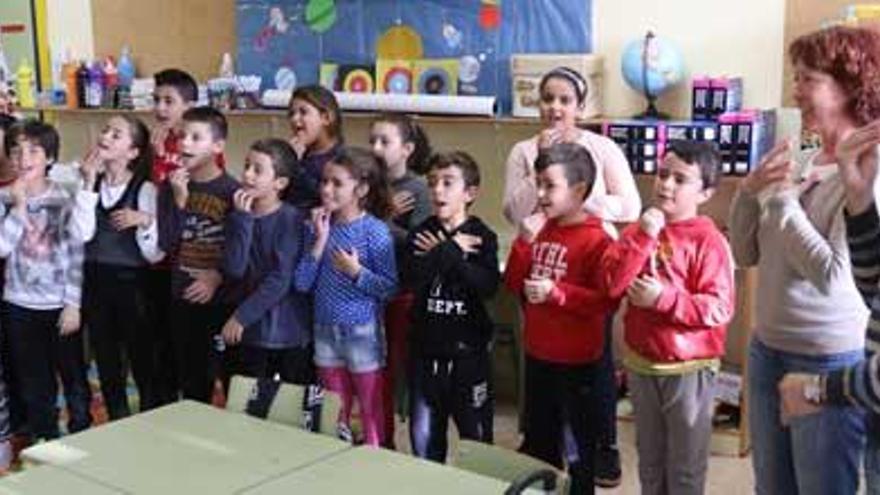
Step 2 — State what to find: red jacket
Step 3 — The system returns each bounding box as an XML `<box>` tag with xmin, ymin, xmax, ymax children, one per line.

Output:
<box><xmin>603</xmin><ymin>216</ymin><xmax>734</xmax><ymax>363</ymax></box>
<box><xmin>504</xmin><ymin>217</ymin><xmax>616</xmax><ymax>364</ymax></box>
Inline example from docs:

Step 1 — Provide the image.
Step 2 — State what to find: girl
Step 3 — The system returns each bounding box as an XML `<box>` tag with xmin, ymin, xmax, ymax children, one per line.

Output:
<box><xmin>83</xmin><ymin>115</ymin><xmax>163</xmax><ymax>419</ymax></box>
<box><xmin>294</xmin><ymin>146</ymin><xmax>397</xmax><ymax>447</ymax></box>
<box><xmin>287</xmin><ymin>85</ymin><xmax>343</xmax><ymax>209</ymax></box>
<box><xmin>221</xmin><ymin>138</ymin><xmax>313</xmax><ymax>386</ymax></box>
<box><xmin>502</xmin><ymin>66</ymin><xmax>641</xmax><ymax>487</ymax></box>
<box><xmin>369</xmin><ymin>113</ymin><xmax>432</xmax><ymax>448</ymax></box>
<box><xmin>503</xmin><ymin>66</ymin><xmax>641</xmax><ymax>225</ymax></box>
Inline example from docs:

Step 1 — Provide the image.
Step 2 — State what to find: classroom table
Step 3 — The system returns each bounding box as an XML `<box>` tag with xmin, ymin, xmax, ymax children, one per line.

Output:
<box><xmin>22</xmin><ymin>400</ymin><xmax>352</xmax><ymax>493</ymax></box>
<box><xmin>0</xmin><ymin>464</ymin><xmax>124</xmax><ymax>494</ymax></box>
<box><xmin>242</xmin><ymin>446</ymin><xmax>529</xmax><ymax>494</ymax></box>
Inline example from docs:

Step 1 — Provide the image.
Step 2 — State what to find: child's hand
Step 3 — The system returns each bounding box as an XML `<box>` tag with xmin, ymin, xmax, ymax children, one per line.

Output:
<box><xmin>310</xmin><ymin>207</ymin><xmax>331</xmax><ymax>258</ymax></box>
<box><xmin>452</xmin><ymin>232</ymin><xmax>482</xmax><ymax>254</ymax></box>
<box><xmin>169</xmin><ymin>168</ymin><xmax>190</xmax><ymax>209</ymax></box>
<box><xmin>391</xmin><ymin>191</ymin><xmax>415</xmax><ymax>218</ymax></box>
<box><xmin>233</xmin><ymin>188</ymin><xmax>255</xmax><ymax>214</ymax></box>
<box><xmin>183</xmin><ymin>268</ymin><xmax>222</xmax><ymax>304</ymax></box>
<box><xmin>639</xmin><ymin>207</ymin><xmax>666</xmax><ymax>238</ymax></box>
<box><xmin>414</xmin><ymin>230</ymin><xmax>446</xmax><ymax>255</ymax></box>
<box><xmin>111</xmin><ymin>208</ymin><xmax>151</xmax><ymax>230</ymax></box>
<box><xmin>524</xmin><ymin>277</ymin><xmax>555</xmax><ymax>304</ymax></box>
<box><xmin>58</xmin><ymin>305</ymin><xmax>81</xmax><ymax>335</ymax></box>
<box><xmin>8</xmin><ymin>179</ymin><xmax>26</xmax><ymax>213</ymax></box>
<box><xmin>221</xmin><ymin>316</ymin><xmax>245</xmax><ymax>345</ymax></box>
<box><xmin>332</xmin><ymin>248</ymin><xmax>362</xmax><ymax>279</ymax></box>
<box><xmin>627</xmin><ymin>275</ymin><xmax>664</xmax><ymax>308</ymax></box>
<box><xmin>288</xmin><ymin>136</ymin><xmax>305</xmax><ymax>158</ymax></box>
<box><xmin>519</xmin><ymin>212</ymin><xmax>546</xmax><ymax>243</ymax></box>
<box><xmin>79</xmin><ymin>147</ymin><xmax>102</xmax><ymax>190</ymax></box>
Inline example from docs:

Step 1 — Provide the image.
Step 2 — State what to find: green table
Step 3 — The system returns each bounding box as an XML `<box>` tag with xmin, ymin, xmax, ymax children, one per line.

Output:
<box><xmin>22</xmin><ymin>400</ymin><xmax>352</xmax><ymax>493</ymax></box>
<box><xmin>0</xmin><ymin>464</ymin><xmax>124</xmax><ymax>494</ymax></box>
<box><xmin>244</xmin><ymin>446</ymin><xmax>519</xmax><ymax>494</ymax></box>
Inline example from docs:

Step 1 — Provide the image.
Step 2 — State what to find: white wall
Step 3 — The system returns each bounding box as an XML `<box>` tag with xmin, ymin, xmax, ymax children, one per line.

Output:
<box><xmin>46</xmin><ymin>0</ymin><xmax>94</xmax><ymax>61</ymax></box>
<box><xmin>594</xmin><ymin>0</ymin><xmax>786</xmax><ymax>118</ymax></box>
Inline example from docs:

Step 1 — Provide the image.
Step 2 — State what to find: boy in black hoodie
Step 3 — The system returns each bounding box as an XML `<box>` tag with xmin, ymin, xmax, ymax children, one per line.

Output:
<box><xmin>405</xmin><ymin>151</ymin><xmax>500</xmax><ymax>462</ymax></box>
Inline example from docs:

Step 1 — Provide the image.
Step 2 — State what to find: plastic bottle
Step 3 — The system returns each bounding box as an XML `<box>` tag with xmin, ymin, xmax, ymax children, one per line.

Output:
<box><xmin>75</xmin><ymin>62</ymin><xmax>89</xmax><ymax>108</ymax></box>
<box><xmin>86</xmin><ymin>61</ymin><xmax>104</xmax><ymax>108</ymax></box>
<box><xmin>103</xmin><ymin>57</ymin><xmax>118</xmax><ymax>107</ymax></box>
<box><xmin>15</xmin><ymin>59</ymin><xmax>35</xmax><ymax>108</ymax></box>
<box><xmin>118</xmin><ymin>46</ymin><xmax>135</xmax><ymax>87</ymax></box>
<box><xmin>64</xmin><ymin>60</ymin><xmax>79</xmax><ymax>108</ymax></box>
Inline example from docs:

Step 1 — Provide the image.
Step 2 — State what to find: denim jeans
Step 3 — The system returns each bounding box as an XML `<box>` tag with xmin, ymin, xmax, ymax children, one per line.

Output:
<box><xmin>866</xmin><ymin>415</ymin><xmax>880</xmax><ymax>495</ymax></box>
<box><xmin>749</xmin><ymin>337</ymin><xmax>865</xmax><ymax>495</ymax></box>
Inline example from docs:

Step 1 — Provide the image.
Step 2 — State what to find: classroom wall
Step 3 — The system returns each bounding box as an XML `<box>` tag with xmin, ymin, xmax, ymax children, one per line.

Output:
<box><xmin>594</xmin><ymin>0</ymin><xmax>787</xmax><ymax>118</ymax></box>
<box><xmin>45</xmin><ymin>0</ymin><xmax>94</xmax><ymax>61</ymax></box>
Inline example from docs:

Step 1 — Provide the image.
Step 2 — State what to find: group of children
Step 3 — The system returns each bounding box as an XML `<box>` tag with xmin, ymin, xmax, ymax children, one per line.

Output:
<box><xmin>0</xmin><ymin>66</ymin><xmax>733</xmax><ymax>495</ymax></box>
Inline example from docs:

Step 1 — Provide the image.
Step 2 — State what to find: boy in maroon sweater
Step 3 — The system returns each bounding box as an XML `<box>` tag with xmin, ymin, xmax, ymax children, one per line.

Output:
<box><xmin>505</xmin><ymin>142</ymin><xmax>616</xmax><ymax>495</ymax></box>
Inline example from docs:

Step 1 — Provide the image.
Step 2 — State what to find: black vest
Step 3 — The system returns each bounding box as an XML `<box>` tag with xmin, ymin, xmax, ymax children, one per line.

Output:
<box><xmin>85</xmin><ymin>174</ymin><xmax>148</xmax><ymax>268</ymax></box>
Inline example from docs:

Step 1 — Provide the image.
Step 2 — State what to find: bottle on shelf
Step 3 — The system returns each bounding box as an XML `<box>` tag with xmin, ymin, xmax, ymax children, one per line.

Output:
<box><xmin>15</xmin><ymin>58</ymin><xmax>35</xmax><ymax>109</ymax></box>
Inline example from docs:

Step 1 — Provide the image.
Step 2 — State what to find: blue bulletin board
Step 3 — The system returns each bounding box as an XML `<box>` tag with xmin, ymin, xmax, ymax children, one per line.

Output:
<box><xmin>236</xmin><ymin>0</ymin><xmax>592</xmax><ymax>113</ymax></box>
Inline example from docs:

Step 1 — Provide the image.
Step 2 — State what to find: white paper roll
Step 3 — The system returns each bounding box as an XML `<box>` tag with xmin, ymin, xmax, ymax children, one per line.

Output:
<box><xmin>261</xmin><ymin>90</ymin><xmax>496</xmax><ymax>116</ymax></box>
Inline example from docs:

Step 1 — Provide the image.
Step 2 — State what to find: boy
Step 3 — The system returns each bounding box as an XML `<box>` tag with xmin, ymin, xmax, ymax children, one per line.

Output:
<box><xmin>0</xmin><ymin>120</ymin><xmax>98</xmax><ymax>442</ymax></box>
<box><xmin>406</xmin><ymin>151</ymin><xmax>499</xmax><ymax>462</ymax></box>
<box><xmin>158</xmin><ymin>107</ymin><xmax>239</xmax><ymax>404</ymax></box>
<box><xmin>150</xmin><ymin>68</ymin><xmax>198</xmax><ymax>405</ymax></box>
<box><xmin>603</xmin><ymin>141</ymin><xmax>733</xmax><ymax>495</ymax></box>
<box><xmin>504</xmin><ymin>142</ymin><xmax>614</xmax><ymax>494</ymax></box>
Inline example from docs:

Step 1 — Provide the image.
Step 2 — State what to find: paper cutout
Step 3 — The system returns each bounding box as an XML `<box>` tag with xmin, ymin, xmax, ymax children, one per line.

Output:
<box><xmin>376</xmin><ymin>25</ymin><xmax>424</xmax><ymax>60</ymax></box>
<box><xmin>377</xmin><ymin>59</ymin><xmax>413</xmax><ymax>94</ymax></box>
<box><xmin>305</xmin><ymin>0</ymin><xmax>336</xmax><ymax>33</ymax></box>
<box><xmin>413</xmin><ymin>59</ymin><xmax>459</xmax><ymax>95</ymax></box>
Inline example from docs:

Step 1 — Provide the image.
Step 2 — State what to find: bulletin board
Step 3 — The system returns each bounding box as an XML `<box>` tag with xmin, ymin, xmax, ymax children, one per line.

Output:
<box><xmin>235</xmin><ymin>0</ymin><xmax>593</xmax><ymax>113</ymax></box>
<box><xmin>0</xmin><ymin>0</ymin><xmax>40</xmax><ymax>85</ymax></box>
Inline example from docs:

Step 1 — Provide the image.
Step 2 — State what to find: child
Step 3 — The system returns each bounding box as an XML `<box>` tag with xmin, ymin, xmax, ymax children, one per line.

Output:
<box><xmin>0</xmin><ymin>120</ymin><xmax>97</xmax><ymax>440</ymax></box>
<box><xmin>158</xmin><ymin>107</ymin><xmax>239</xmax><ymax>404</ymax></box>
<box><xmin>369</xmin><ymin>112</ymin><xmax>432</xmax><ymax>448</ymax></box>
<box><xmin>149</xmin><ymin>68</ymin><xmax>198</xmax><ymax>406</ymax></box>
<box><xmin>504</xmin><ymin>142</ymin><xmax>614</xmax><ymax>495</ymax></box>
<box><xmin>82</xmin><ymin>115</ymin><xmax>164</xmax><ymax>419</ymax></box>
<box><xmin>286</xmin><ymin>85</ymin><xmax>343</xmax><ymax>209</ymax></box>
<box><xmin>503</xmin><ymin>66</ymin><xmax>638</xmax><ymax>485</ymax></box>
<box><xmin>294</xmin><ymin>146</ymin><xmax>397</xmax><ymax>447</ymax></box>
<box><xmin>221</xmin><ymin>138</ymin><xmax>313</xmax><ymax>385</ymax></box>
<box><xmin>406</xmin><ymin>151</ymin><xmax>499</xmax><ymax>462</ymax></box>
<box><xmin>603</xmin><ymin>141</ymin><xmax>733</xmax><ymax>495</ymax></box>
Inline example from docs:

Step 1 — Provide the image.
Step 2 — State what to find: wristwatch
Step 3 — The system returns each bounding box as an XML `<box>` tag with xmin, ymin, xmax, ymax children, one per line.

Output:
<box><xmin>803</xmin><ymin>374</ymin><xmax>825</xmax><ymax>405</ymax></box>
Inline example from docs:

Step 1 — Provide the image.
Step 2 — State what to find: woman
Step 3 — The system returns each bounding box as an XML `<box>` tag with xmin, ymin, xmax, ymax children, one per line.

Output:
<box><xmin>729</xmin><ymin>25</ymin><xmax>880</xmax><ymax>495</ymax></box>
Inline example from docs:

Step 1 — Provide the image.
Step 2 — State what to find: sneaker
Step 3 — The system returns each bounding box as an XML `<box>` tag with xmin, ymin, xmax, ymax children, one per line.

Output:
<box><xmin>594</xmin><ymin>446</ymin><xmax>622</xmax><ymax>488</ymax></box>
<box><xmin>336</xmin><ymin>423</ymin><xmax>354</xmax><ymax>444</ymax></box>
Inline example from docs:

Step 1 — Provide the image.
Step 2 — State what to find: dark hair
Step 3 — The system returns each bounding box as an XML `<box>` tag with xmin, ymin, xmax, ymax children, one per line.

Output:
<box><xmin>534</xmin><ymin>143</ymin><xmax>596</xmax><ymax>200</ymax></box>
<box><xmin>427</xmin><ymin>151</ymin><xmax>481</xmax><ymax>189</ymax></box>
<box><xmin>0</xmin><ymin>114</ymin><xmax>16</xmax><ymax>133</ymax></box>
<box><xmin>182</xmin><ymin>106</ymin><xmax>228</xmax><ymax>141</ymax></box>
<box><xmin>114</xmin><ymin>115</ymin><xmax>154</xmax><ymax>184</ymax></box>
<box><xmin>539</xmin><ymin>67</ymin><xmax>588</xmax><ymax>106</ymax></box>
<box><xmin>372</xmin><ymin>113</ymin><xmax>432</xmax><ymax>175</ymax></box>
<box><xmin>290</xmin><ymin>85</ymin><xmax>343</xmax><ymax>141</ymax></box>
<box><xmin>154</xmin><ymin>68</ymin><xmax>198</xmax><ymax>103</ymax></box>
<box><xmin>790</xmin><ymin>26</ymin><xmax>880</xmax><ymax>126</ymax></box>
<box><xmin>4</xmin><ymin>119</ymin><xmax>60</xmax><ymax>162</ymax></box>
<box><xmin>664</xmin><ymin>140</ymin><xmax>722</xmax><ymax>189</ymax></box>
<box><xmin>249</xmin><ymin>138</ymin><xmax>301</xmax><ymax>196</ymax></box>
<box><xmin>330</xmin><ymin>146</ymin><xmax>391</xmax><ymax>218</ymax></box>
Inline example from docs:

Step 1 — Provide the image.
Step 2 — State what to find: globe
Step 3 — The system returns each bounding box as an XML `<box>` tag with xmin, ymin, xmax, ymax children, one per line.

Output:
<box><xmin>621</xmin><ymin>32</ymin><xmax>685</xmax><ymax>118</ymax></box>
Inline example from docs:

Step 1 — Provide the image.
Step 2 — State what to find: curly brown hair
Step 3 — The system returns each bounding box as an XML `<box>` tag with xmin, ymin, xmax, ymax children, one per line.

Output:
<box><xmin>790</xmin><ymin>26</ymin><xmax>880</xmax><ymax>125</ymax></box>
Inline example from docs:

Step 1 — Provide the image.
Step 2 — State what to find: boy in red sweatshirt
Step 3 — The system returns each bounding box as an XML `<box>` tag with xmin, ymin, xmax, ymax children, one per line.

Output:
<box><xmin>603</xmin><ymin>141</ymin><xmax>734</xmax><ymax>495</ymax></box>
<box><xmin>505</xmin><ymin>142</ymin><xmax>615</xmax><ymax>495</ymax></box>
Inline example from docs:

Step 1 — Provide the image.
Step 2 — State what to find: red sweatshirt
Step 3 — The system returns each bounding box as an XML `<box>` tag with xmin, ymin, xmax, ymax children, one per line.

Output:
<box><xmin>603</xmin><ymin>216</ymin><xmax>734</xmax><ymax>363</ymax></box>
<box><xmin>504</xmin><ymin>217</ymin><xmax>616</xmax><ymax>364</ymax></box>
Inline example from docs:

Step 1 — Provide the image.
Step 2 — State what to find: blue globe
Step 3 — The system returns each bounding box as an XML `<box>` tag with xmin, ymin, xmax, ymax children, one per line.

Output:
<box><xmin>621</xmin><ymin>34</ymin><xmax>685</xmax><ymax>99</ymax></box>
